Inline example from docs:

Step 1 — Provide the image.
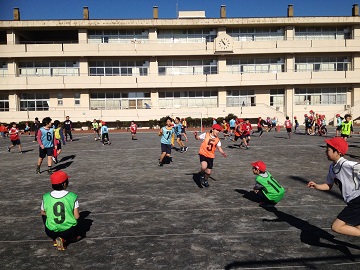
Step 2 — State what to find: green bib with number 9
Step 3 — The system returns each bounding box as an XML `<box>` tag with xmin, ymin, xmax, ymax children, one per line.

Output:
<box><xmin>43</xmin><ymin>192</ymin><xmax>78</xmax><ymax>232</ymax></box>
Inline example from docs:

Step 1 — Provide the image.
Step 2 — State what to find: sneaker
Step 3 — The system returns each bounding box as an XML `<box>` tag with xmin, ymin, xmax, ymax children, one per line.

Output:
<box><xmin>52</xmin><ymin>156</ymin><xmax>58</xmax><ymax>164</ymax></box>
<box><xmin>202</xmin><ymin>180</ymin><xmax>209</xmax><ymax>187</ymax></box>
<box><xmin>19</xmin><ymin>151</ymin><xmax>23</xmax><ymax>154</ymax></box>
<box><xmin>55</xmin><ymin>237</ymin><xmax>66</xmax><ymax>251</ymax></box>
<box><xmin>158</xmin><ymin>162</ymin><xmax>163</xmax><ymax>167</ymax></box>
<box><xmin>53</xmin><ymin>240</ymin><xmax>57</xmax><ymax>247</ymax></box>
<box><xmin>6</xmin><ymin>146</ymin><xmax>10</xmax><ymax>152</ymax></box>
<box><xmin>180</xmin><ymin>148</ymin><xmax>184</xmax><ymax>153</ymax></box>
<box><xmin>36</xmin><ymin>167</ymin><xmax>41</xmax><ymax>174</ymax></box>
<box><xmin>184</xmin><ymin>146</ymin><xmax>188</xmax><ymax>152</ymax></box>
<box><xmin>108</xmin><ymin>142</ymin><xmax>111</xmax><ymax>145</ymax></box>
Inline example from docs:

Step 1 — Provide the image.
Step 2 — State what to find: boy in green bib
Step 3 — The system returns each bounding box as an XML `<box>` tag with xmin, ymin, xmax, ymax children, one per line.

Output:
<box><xmin>40</xmin><ymin>170</ymin><xmax>80</xmax><ymax>250</ymax></box>
<box><xmin>251</xmin><ymin>160</ymin><xmax>285</xmax><ymax>207</ymax></box>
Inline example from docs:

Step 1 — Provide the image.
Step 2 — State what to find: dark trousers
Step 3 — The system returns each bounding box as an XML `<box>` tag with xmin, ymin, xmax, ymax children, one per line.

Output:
<box><xmin>65</xmin><ymin>129</ymin><xmax>72</xmax><ymax>140</ymax></box>
<box><xmin>42</xmin><ymin>215</ymin><xmax>78</xmax><ymax>241</ymax></box>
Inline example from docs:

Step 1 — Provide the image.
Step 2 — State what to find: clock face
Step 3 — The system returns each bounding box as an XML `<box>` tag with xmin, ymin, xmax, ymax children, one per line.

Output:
<box><xmin>217</xmin><ymin>37</ymin><xmax>231</xmax><ymax>50</ymax></box>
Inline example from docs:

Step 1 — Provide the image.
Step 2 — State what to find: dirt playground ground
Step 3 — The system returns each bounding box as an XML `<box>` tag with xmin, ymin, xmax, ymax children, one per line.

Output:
<box><xmin>1</xmin><ymin>127</ymin><xmax>360</xmax><ymax>270</ymax></box>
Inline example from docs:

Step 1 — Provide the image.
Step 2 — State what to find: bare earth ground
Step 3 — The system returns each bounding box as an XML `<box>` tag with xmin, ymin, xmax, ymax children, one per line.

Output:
<box><xmin>0</xmin><ymin>127</ymin><xmax>360</xmax><ymax>270</ymax></box>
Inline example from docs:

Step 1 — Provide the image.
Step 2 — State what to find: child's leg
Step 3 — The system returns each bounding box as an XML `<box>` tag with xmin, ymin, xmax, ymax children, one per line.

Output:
<box><xmin>37</xmin><ymin>157</ymin><xmax>43</xmax><ymax>166</ymax></box>
<box><xmin>159</xmin><ymin>152</ymin><xmax>167</xmax><ymax>163</ymax></box>
<box><xmin>332</xmin><ymin>218</ymin><xmax>360</xmax><ymax>236</ymax></box>
<box><xmin>47</xmin><ymin>155</ymin><xmax>52</xmax><ymax>167</ymax></box>
<box><xmin>18</xmin><ymin>144</ymin><xmax>22</xmax><ymax>152</ymax></box>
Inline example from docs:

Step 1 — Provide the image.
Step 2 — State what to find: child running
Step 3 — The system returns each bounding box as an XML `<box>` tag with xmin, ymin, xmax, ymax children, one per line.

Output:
<box><xmin>41</xmin><ymin>170</ymin><xmax>81</xmax><ymax>250</ymax></box>
<box><xmin>101</xmin><ymin>122</ymin><xmax>111</xmax><ymax>145</ymax></box>
<box><xmin>130</xmin><ymin>121</ymin><xmax>138</xmax><ymax>140</ymax></box>
<box><xmin>307</xmin><ymin>137</ymin><xmax>360</xmax><ymax>236</ymax></box>
<box><xmin>294</xmin><ymin>116</ymin><xmax>301</xmax><ymax>134</ymax></box>
<box><xmin>181</xmin><ymin>118</ymin><xmax>188</xmax><ymax>142</ymax></box>
<box><xmin>36</xmin><ymin>117</ymin><xmax>55</xmax><ymax>175</ymax></box>
<box><xmin>174</xmin><ymin>117</ymin><xmax>188</xmax><ymax>152</ymax></box>
<box><xmin>251</xmin><ymin>160</ymin><xmax>285</xmax><ymax>207</ymax></box>
<box><xmin>284</xmin><ymin>116</ymin><xmax>292</xmax><ymax>139</ymax></box>
<box><xmin>158</xmin><ymin>116</ymin><xmax>174</xmax><ymax>166</ymax></box>
<box><xmin>194</xmin><ymin>124</ymin><xmax>227</xmax><ymax>187</ymax></box>
<box><xmin>24</xmin><ymin>122</ymin><xmax>31</xmax><ymax>135</ymax></box>
<box><xmin>52</xmin><ymin>120</ymin><xmax>66</xmax><ymax>164</ymax></box>
<box><xmin>341</xmin><ymin>114</ymin><xmax>352</xmax><ymax>141</ymax></box>
<box><xmin>6</xmin><ymin>122</ymin><xmax>22</xmax><ymax>153</ymax></box>
<box><xmin>92</xmin><ymin>119</ymin><xmax>100</xmax><ymax>141</ymax></box>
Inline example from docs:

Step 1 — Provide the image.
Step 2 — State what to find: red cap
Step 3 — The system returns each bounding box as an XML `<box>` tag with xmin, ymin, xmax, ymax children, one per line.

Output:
<box><xmin>102</xmin><ymin>121</ymin><xmax>106</xmax><ymax>125</ymax></box>
<box><xmin>251</xmin><ymin>161</ymin><xmax>266</xmax><ymax>172</ymax></box>
<box><xmin>336</xmin><ymin>114</ymin><xmax>340</xmax><ymax>117</ymax></box>
<box><xmin>304</xmin><ymin>114</ymin><xmax>308</xmax><ymax>117</ymax></box>
<box><xmin>238</xmin><ymin>118</ymin><xmax>244</xmax><ymax>122</ymax></box>
<box><xmin>50</xmin><ymin>170</ymin><xmax>69</xmax><ymax>185</ymax></box>
<box><xmin>324</xmin><ymin>137</ymin><xmax>348</xmax><ymax>155</ymax></box>
<box><xmin>212</xmin><ymin>124</ymin><xmax>222</xmax><ymax>131</ymax></box>
<box><xmin>294</xmin><ymin>116</ymin><xmax>297</xmax><ymax>119</ymax></box>
<box><xmin>310</xmin><ymin>110</ymin><xmax>314</xmax><ymax>113</ymax></box>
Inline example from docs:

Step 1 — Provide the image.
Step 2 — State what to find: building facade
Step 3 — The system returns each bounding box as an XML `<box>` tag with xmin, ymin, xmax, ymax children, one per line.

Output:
<box><xmin>0</xmin><ymin>5</ymin><xmax>360</xmax><ymax>123</ymax></box>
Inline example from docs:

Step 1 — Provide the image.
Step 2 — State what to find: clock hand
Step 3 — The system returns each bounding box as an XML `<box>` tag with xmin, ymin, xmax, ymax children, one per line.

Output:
<box><xmin>222</xmin><ymin>40</ymin><xmax>226</xmax><ymax>45</ymax></box>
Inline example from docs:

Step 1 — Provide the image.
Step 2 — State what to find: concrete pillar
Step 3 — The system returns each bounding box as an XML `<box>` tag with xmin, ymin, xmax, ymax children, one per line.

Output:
<box><xmin>8</xmin><ymin>92</ymin><xmax>18</xmax><ymax>112</ymax></box>
<box><xmin>149</xmin><ymin>57</ymin><xmax>158</xmax><ymax>76</ymax></box>
<box><xmin>149</xmin><ymin>28</ymin><xmax>157</xmax><ymax>41</ymax></box>
<box><xmin>81</xmin><ymin>90</ymin><xmax>90</xmax><ymax>109</ymax></box>
<box><xmin>353</xmin><ymin>4</ymin><xmax>359</xmax><ymax>16</ymax></box>
<box><xmin>7</xmin><ymin>61</ymin><xmax>16</xmax><ymax>76</ymax></box>
<box><xmin>218</xmin><ymin>88</ymin><xmax>227</xmax><ymax>107</ymax></box>
<box><xmin>151</xmin><ymin>91</ymin><xmax>158</xmax><ymax>108</ymax></box>
<box><xmin>353</xmin><ymin>25</ymin><xmax>360</xmax><ymax>40</ymax></box>
<box><xmin>13</xmin><ymin>8</ymin><xmax>20</xmax><ymax>21</ymax></box>
<box><xmin>153</xmin><ymin>6</ymin><xmax>158</xmax><ymax>19</ymax></box>
<box><xmin>83</xmin><ymin>7</ymin><xmax>89</xmax><ymax>20</ymax></box>
<box><xmin>351</xmin><ymin>85</ymin><xmax>360</xmax><ymax>106</ymax></box>
<box><xmin>79</xmin><ymin>58</ymin><xmax>88</xmax><ymax>76</ymax></box>
<box><xmin>286</xmin><ymin>54</ymin><xmax>294</xmax><ymax>72</ymax></box>
<box><xmin>287</xmin><ymin>5</ymin><xmax>294</xmax><ymax>17</ymax></box>
<box><xmin>6</xmin><ymin>30</ymin><xmax>17</xmax><ymax>44</ymax></box>
<box><xmin>285</xmin><ymin>25</ymin><xmax>294</xmax><ymax>41</ymax></box>
<box><xmin>78</xmin><ymin>29</ymin><xmax>88</xmax><ymax>44</ymax></box>
<box><xmin>217</xmin><ymin>55</ymin><xmax>227</xmax><ymax>74</ymax></box>
<box><xmin>220</xmin><ymin>5</ymin><xmax>226</xmax><ymax>18</ymax></box>
<box><xmin>285</xmin><ymin>86</ymin><xmax>294</xmax><ymax>119</ymax></box>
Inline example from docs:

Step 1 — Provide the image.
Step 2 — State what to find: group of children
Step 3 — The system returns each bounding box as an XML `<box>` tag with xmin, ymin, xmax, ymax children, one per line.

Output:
<box><xmin>91</xmin><ymin>119</ymin><xmax>111</xmax><ymax>145</ymax></box>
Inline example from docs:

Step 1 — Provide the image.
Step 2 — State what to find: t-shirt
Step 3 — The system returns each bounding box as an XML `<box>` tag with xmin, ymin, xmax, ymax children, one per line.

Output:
<box><xmin>337</xmin><ymin>117</ymin><xmax>342</xmax><ymax>127</ymax></box>
<box><xmin>38</xmin><ymin>127</ymin><xmax>54</xmax><ymax>148</ymax></box>
<box><xmin>130</xmin><ymin>124</ymin><xmax>137</xmax><ymax>132</ymax></box>
<box><xmin>341</xmin><ymin>121</ymin><xmax>352</xmax><ymax>135</ymax></box>
<box><xmin>160</xmin><ymin>126</ymin><xmax>174</xmax><ymax>145</ymax></box>
<box><xmin>174</xmin><ymin>123</ymin><xmax>182</xmax><ymax>136</ymax></box>
<box><xmin>92</xmin><ymin>122</ymin><xmax>99</xmax><ymax>129</ymax></box>
<box><xmin>285</xmin><ymin>120</ymin><xmax>292</xmax><ymax>128</ymax></box>
<box><xmin>9</xmin><ymin>127</ymin><xmax>19</xmax><ymax>141</ymax></box>
<box><xmin>229</xmin><ymin>119</ymin><xmax>236</xmax><ymax>128</ymax></box>
<box><xmin>101</xmin><ymin>125</ymin><xmax>109</xmax><ymax>134</ymax></box>
<box><xmin>198</xmin><ymin>132</ymin><xmax>221</xmax><ymax>158</ymax></box>
<box><xmin>63</xmin><ymin>120</ymin><xmax>72</xmax><ymax>131</ymax></box>
<box><xmin>326</xmin><ymin>157</ymin><xmax>360</xmax><ymax>203</ymax></box>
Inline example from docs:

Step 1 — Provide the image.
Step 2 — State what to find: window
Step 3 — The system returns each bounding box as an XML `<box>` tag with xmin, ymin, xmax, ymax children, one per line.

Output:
<box><xmin>90</xmin><ymin>92</ymin><xmax>151</xmax><ymax>110</ymax></box>
<box><xmin>20</xmin><ymin>93</ymin><xmax>49</xmax><ymax>111</ymax></box>
<box><xmin>226</xmin><ymin>90</ymin><xmax>255</xmax><ymax>107</ymax></box>
<box><xmin>295</xmin><ymin>56</ymin><xmax>351</xmax><ymax>72</ymax></box>
<box><xmin>74</xmin><ymin>93</ymin><xmax>80</xmax><ymax>105</ymax></box>
<box><xmin>294</xmin><ymin>87</ymin><xmax>347</xmax><ymax>105</ymax></box>
<box><xmin>18</xmin><ymin>62</ymin><xmax>79</xmax><ymax>76</ymax></box>
<box><xmin>227</xmin><ymin>58</ymin><xmax>284</xmax><ymax>74</ymax></box>
<box><xmin>88</xmin><ymin>29</ymin><xmax>149</xmax><ymax>44</ymax></box>
<box><xmin>158</xmin><ymin>60</ymin><xmax>217</xmax><ymax>75</ymax></box>
<box><xmin>158</xmin><ymin>29</ymin><xmax>217</xmax><ymax>43</ymax></box>
<box><xmin>57</xmin><ymin>93</ymin><xmax>63</xmax><ymax>106</ymax></box>
<box><xmin>0</xmin><ymin>62</ymin><xmax>8</xmax><ymax>77</ymax></box>
<box><xmin>0</xmin><ymin>93</ymin><xmax>9</xmax><ymax>111</ymax></box>
<box><xmin>270</xmin><ymin>89</ymin><xmax>285</xmax><ymax>106</ymax></box>
<box><xmin>158</xmin><ymin>90</ymin><xmax>217</xmax><ymax>109</ymax></box>
<box><xmin>295</xmin><ymin>26</ymin><xmax>352</xmax><ymax>40</ymax></box>
<box><xmin>227</xmin><ymin>27</ymin><xmax>285</xmax><ymax>41</ymax></box>
<box><xmin>89</xmin><ymin>61</ymin><xmax>149</xmax><ymax>76</ymax></box>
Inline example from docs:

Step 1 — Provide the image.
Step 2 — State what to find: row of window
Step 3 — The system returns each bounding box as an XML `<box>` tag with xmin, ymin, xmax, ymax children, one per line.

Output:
<box><xmin>3</xmin><ymin>57</ymin><xmax>352</xmax><ymax>77</ymax></box>
<box><xmin>0</xmin><ymin>88</ymin><xmax>348</xmax><ymax>111</ymax></box>
<box><xmin>87</xmin><ymin>26</ymin><xmax>352</xmax><ymax>43</ymax></box>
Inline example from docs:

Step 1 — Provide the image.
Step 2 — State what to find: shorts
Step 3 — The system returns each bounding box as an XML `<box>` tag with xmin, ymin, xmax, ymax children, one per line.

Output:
<box><xmin>39</xmin><ymin>147</ymin><xmax>53</xmax><ymax>158</ymax></box>
<box><xmin>43</xmin><ymin>215</ymin><xmax>79</xmax><ymax>241</ymax></box>
<box><xmin>341</xmin><ymin>134</ymin><xmax>349</xmax><ymax>138</ymax></box>
<box><xmin>223</xmin><ymin>130</ymin><xmax>228</xmax><ymax>134</ymax></box>
<box><xmin>161</xmin><ymin>143</ymin><xmax>171</xmax><ymax>154</ymax></box>
<box><xmin>176</xmin><ymin>134</ymin><xmax>182</xmax><ymax>139</ymax></box>
<box><xmin>286</xmin><ymin>128</ymin><xmax>292</xmax><ymax>133</ymax></box>
<box><xmin>257</xmin><ymin>127</ymin><xmax>263</xmax><ymax>132</ymax></box>
<box><xmin>93</xmin><ymin>128</ymin><xmax>99</xmax><ymax>132</ymax></box>
<box><xmin>131</xmin><ymin>131</ymin><xmax>136</xmax><ymax>135</ymax></box>
<box><xmin>11</xmin><ymin>139</ymin><xmax>21</xmax><ymax>146</ymax></box>
<box><xmin>181</xmin><ymin>127</ymin><xmax>186</xmax><ymax>134</ymax></box>
<box><xmin>233</xmin><ymin>135</ymin><xmax>241</xmax><ymax>141</ymax></box>
<box><xmin>199</xmin><ymin>154</ymin><xmax>214</xmax><ymax>169</ymax></box>
<box><xmin>230</xmin><ymin>127</ymin><xmax>235</xmax><ymax>130</ymax></box>
<box><xmin>337</xmin><ymin>196</ymin><xmax>360</xmax><ymax>226</ymax></box>
<box><xmin>56</xmin><ymin>140</ymin><xmax>62</xmax><ymax>150</ymax></box>
<box><xmin>336</xmin><ymin>126</ymin><xmax>342</xmax><ymax>131</ymax></box>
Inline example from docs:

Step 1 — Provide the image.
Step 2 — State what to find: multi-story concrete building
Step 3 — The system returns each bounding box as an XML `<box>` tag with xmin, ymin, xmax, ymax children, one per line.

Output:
<box><xmin>0</xmin><ymin>5</ymin><xmax>359</xmax><ymax>123</ymax></box>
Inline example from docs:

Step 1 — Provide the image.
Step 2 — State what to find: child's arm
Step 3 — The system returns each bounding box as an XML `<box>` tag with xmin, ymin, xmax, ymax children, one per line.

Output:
<box><xmin>60</xmin><ymin>128</ymin><xmax>66</xmax><ymax>145</ymax></box>
<box><xmin>158</xmin><ymin>128</ymin><xmax>163</xmax><ymax>136</ymax></box>
<box><xmin>307</xmin><ymin>181</ymin><xmax>333</xmax><ymax>190</ymax></box>
<box><xmin>217</xmin><ymin>145</ymin><xmax>227</xmax><ymax>157</ymax></box>
<box><xmin>37</xmin><ymin>130</ymin><xmax>44</xmax><ymax>149</ymax></box>
<box><xmin>193</xmin><ymin>131</ymin><xmax>200</xmax><ymax>140</ymax></box>
<box><xmin>74</xmin><ymin>207</ymin><xmax>80</xmax><ymax>219</ymax></box>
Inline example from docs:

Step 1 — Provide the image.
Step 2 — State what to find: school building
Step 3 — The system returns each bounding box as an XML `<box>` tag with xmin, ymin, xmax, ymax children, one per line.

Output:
<box><xmin>0</xmin><ymin>5</ymin><xmax>360</xmax><ymax>123</ymax></box>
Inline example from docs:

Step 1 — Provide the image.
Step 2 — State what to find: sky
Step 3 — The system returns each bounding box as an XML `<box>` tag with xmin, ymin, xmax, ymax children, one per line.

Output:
<box><xmin>0</xmin><ymin>0</ymin><xmax>358</xmax><ymax>20</ymax></box>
